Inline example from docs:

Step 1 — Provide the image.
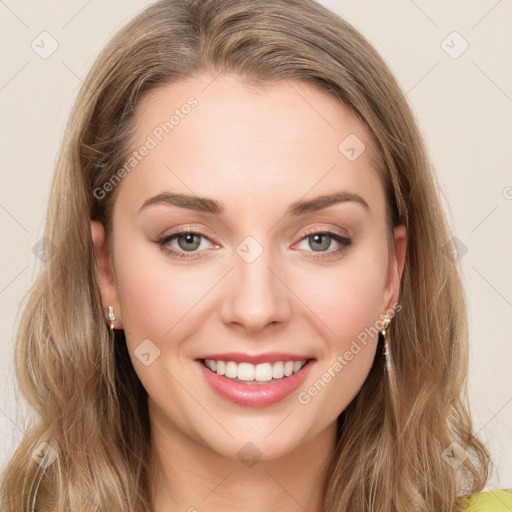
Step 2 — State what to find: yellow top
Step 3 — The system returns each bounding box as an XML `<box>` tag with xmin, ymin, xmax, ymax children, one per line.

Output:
<box><xmin>461</xmin><ymin>489</ymin><xmax>512</xmax><ymax>511</ymax></box>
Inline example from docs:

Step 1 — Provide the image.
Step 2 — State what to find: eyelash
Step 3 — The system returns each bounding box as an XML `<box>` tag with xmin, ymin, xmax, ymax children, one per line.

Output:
<box><xmin>156</xmin><ymin>226</ymin><xmax>353</xmax><ymax>261</ymax></box>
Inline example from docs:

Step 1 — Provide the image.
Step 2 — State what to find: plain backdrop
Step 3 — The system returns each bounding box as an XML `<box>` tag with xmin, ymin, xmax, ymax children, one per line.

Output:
<box><xmin>1</xmin><ymin>0</ymin><xmax>511</xmax><ymax>492</ymax></box>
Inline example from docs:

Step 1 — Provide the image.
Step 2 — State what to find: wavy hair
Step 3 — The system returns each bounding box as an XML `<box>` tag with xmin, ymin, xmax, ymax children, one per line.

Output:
<box><xmin>1</xmin><ymin>0</ymin><xmax>490</xmax><ymax>510</ymax></box>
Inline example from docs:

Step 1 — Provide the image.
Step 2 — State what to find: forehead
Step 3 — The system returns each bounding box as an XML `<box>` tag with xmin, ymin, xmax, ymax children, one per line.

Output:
<box><xmin>134</xmin><ymin>73</ymin><xmax>376</xmax><ymax>156</ymax></box>
<box><xmin>117</xmin><ymin>73</ymin><xmax>385</xmax><ymax>220</ymax></box>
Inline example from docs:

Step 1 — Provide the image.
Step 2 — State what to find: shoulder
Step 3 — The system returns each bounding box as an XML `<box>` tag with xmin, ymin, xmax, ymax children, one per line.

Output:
<box><xmin>460</xmin><ymin>489</ymin><xmax>512</xmax><ymax>511</ymax></box>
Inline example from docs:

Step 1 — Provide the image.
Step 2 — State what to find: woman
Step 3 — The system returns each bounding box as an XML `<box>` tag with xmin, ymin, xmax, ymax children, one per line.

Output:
<box><xmin>1</xmin><ymin>0</ymin><xmax>509</xmax><ymax>510</ymax></box>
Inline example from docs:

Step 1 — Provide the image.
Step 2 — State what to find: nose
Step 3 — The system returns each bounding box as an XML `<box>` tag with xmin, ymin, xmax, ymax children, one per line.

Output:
<box><xmin>219</xmin><ymin>242</ymin><xmax>292</xmax><ymax>334</ymax></box>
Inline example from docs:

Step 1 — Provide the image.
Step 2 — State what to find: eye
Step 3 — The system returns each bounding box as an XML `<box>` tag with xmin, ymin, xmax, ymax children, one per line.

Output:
<box><xmin>156</xmin><ymin>228</ymin><xmax>216</xmax><ymax>259</ymax></box>
<box><xmin>155</xmin><ymin>226</ymin><xmax>353</xmax><ymax>261</ymax></box>
<box><xmin>294</xmin><ymin>228</ymin><xmax>352</xmax><ymax>260</ymax></box>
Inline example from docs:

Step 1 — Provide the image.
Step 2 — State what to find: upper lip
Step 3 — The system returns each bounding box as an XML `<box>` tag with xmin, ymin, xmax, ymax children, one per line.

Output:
<box><xmin>196</xmin><ymin>352</ymin><xmax>315</xmax><ymax>365</ymax></box>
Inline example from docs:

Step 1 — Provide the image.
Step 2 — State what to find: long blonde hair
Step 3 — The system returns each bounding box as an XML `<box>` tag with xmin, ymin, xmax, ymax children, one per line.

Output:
<box><xmin>1</xmin><ymin>1</ymin><xmax>490</xmax><ymax>510</ymax></box>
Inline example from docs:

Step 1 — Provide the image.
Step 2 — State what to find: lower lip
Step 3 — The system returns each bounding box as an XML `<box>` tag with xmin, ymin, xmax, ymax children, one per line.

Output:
<box><xmin>195</xmin><ymin>359</ymin><xmax>315</xmax><ymax>407</ymax></box>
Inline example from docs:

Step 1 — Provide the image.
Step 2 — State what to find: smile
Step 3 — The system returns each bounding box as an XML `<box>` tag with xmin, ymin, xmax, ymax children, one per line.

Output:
<box><xmin>202</xmin><ymin>358</ymin><xmax>308</xmax><ymax>383</ymax></box>
<box><xmin>194</xmin><ymin>355</ymin><xmax>316</xmax><ymax>407</ymax></box>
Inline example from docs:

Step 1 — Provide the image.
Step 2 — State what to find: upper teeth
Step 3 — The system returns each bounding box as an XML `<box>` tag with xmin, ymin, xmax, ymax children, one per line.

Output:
<box><xmin>204</xmin><ymin>359</ymin><xmax>307</xmax><ymax>382</ymax></box>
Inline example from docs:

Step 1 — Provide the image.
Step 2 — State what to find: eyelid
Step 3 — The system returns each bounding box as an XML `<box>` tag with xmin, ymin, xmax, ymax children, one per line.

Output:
<box><xmin>158</xmin><ymin>225</ymin><xmax>219</xmax><ymax>244</ymax></box>
<box><xmin>298</xmin><ymin>225</ymin><xmax>350</xmax><ymax>240</ymax></box>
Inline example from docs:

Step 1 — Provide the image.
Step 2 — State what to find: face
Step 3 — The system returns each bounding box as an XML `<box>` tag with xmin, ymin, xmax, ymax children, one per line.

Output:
<box><xmin>91</xmin><ymin>74</ymin><xmax>406</xmax><ymax>462</ymax></box>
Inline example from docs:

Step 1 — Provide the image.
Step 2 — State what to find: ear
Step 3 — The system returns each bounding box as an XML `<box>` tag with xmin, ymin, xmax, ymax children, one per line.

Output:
<box><xmin>91</xmin><ymin>220</ymin><xmax>122</xmax><ymax>329</ymax></box>
<box><xmin>382</xmin><ymin>224</ymin><xmax>407</xmax><ymax>311</ymax></box>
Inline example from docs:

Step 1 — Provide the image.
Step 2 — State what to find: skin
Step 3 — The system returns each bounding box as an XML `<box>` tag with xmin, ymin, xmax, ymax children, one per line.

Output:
<box><xmin>91</xmin><ymin>74</ymin><xmax>407</xmax><ymax>511</ymax></box>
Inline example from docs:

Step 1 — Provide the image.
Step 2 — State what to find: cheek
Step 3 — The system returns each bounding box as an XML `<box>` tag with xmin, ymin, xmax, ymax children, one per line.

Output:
<box><xmin>337</xmin><ymin>267</ymin><xmax>384</xmax><ymax>342</ymax></box>
<box><xmin>294</xmin><ymin>262</ymin><xmax>385</xmax><ymax>416</ymax></box>
<box><xmin>115</xmin><ymin>254</ymin><xmax>214</xmax><ymax>344</ymax></box>
<box><xmin>291</xmin><ymin>251</ymin><xmax>388</xmax><ymax>348</ymax></box>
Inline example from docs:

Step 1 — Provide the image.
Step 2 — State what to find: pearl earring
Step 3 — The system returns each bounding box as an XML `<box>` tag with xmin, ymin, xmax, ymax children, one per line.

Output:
<box><xmin>381</xmin><ymin>313</ymin><xmax>391</xmax><ymax>372</ymax></box>
<box><xmin>108</xmin><ymin>306</ymin><xmax>116</xmax><ymax>332</ymax></box>
<box><xmin>381</xmin><ymin>313</ymin><xmax>391</xmax><ymax>337</ymax></box>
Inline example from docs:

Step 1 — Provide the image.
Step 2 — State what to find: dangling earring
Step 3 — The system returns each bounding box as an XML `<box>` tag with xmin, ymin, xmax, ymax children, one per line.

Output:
<box><xmin>381</xmin><ymin>313</ymin><xmax>391</xmax><ymax>371</ymax></box>
<box><xmin>108</xmin><ymin>305</ymin><xmax>116</xmax><ymax>332</ymax></box>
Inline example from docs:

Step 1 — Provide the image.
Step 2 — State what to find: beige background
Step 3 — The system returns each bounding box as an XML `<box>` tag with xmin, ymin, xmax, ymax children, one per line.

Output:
<box><xmin>1</xmin><ymin>0</ymin><xmax>511</xmax><ymax>491</ymax></box>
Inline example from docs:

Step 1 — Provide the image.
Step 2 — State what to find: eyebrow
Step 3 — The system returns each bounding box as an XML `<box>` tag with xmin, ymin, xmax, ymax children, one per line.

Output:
<box><xmin>138</xmin><ymin>191</ymin><xmax>370</xmax><ymax>216</ymax></box>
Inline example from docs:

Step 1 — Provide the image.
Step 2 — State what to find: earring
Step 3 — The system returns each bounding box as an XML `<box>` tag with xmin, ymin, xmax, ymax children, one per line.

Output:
<box><xmin>381</xmin><ymin>313</ymin><xmax>391</xmax><ymax>371</ymax></box>
<box><xmin>381</xmin><ymin>313</ymin><xmax>391</xmax><ymax>337</ymax></box>
<box><xmin>108</xmin><ymin>306</ymin><xmax>116</xmax><ymax>332</ymax></box>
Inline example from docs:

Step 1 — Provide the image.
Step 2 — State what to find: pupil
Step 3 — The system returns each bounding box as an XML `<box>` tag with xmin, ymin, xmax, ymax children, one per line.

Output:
<box><xmin>179</xmin><ymin>233</ymin><xmax>200</xmax><ymax>251</ymax></box>
<box><xmin>311</xmin><ymin>234</ymin><xmax>330</xmax><ymax>251</ymax></box>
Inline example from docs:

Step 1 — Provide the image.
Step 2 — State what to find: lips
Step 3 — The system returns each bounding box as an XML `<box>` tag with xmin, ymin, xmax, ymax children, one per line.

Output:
<box><xmin>194</xmin><ymin>354</ymin><xmax>316</xmax><ymax>407</ymax></box>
